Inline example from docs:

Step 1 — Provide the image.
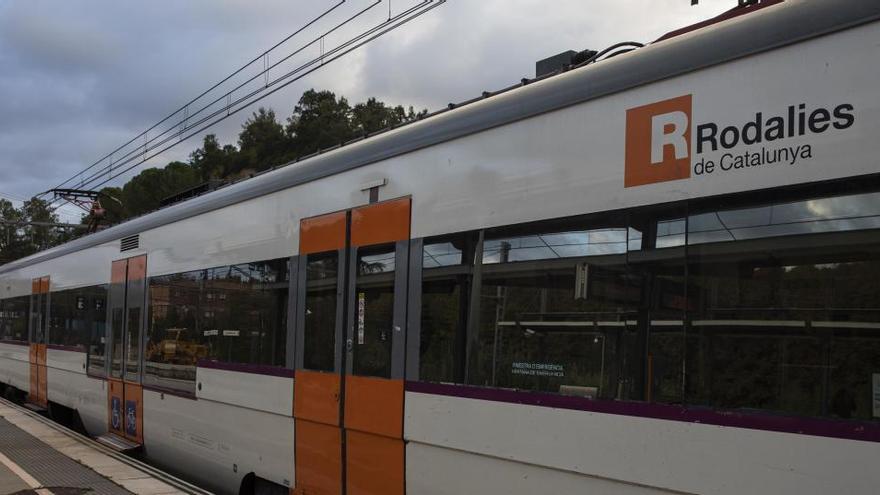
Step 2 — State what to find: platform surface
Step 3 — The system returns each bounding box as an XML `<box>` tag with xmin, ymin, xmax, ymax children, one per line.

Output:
<box><xmin>0</xmin><ymin>398</ymin><xmax>207</xmax><ymax>495</ymax></box>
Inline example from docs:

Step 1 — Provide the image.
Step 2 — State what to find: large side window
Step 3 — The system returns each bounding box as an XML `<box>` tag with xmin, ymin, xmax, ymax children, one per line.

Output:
<box><xmin>145</xmin><ymin>258</ymin><xmax>289</xmax><ymax>392</ymax></box>
<box><xmin>0</xmin><ymin>296</ymin><xmax>31</xmax><ymax>343</ymax></box>
<box><xmin>146</xmin><ymin>271</ymin><xmax>201</xmax><ymax>390</ymax></box>
<box><xmin>684</xmin><ymin>190</ymin><xmax>880</xmax><ymax>420</ymax></box>
<box><xmin>414</xmin><ymin>183</ymin><xmax>880</xmax><ymax>424</ymax></box>
<box><xmin>50</xmin><ymin>286</ymin><xmax>107</xmax><ymax>352</ymax></box>
<box><xmin>203</xmin><ymin>260</ymin><xmax>288</xmax><ymax>366</ymax></box>
<box><xmin>470</xmin><ymin>215</ymin><xmax>639</xmax><ymax>399</ymax></box>
<box><xmin>632</xmin><ymin>205</ymin><xmax>688</xmax><ymax>405</ymax></box>
<box><xmin>419</xmin><ymin>233</ymin><xmax>478</xmax><ymax>383</ymax></box>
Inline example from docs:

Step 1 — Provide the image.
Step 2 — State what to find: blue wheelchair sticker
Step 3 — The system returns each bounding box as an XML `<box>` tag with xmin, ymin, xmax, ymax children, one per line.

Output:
<box><xmin>110</xmin><ymin>396</ymin><xmax>122</xmax><ymax>431</ymax></box>
<box><xmin>125</xmin><ymin>400</ymin><xmax>137</xmax><ymax>437</ymax></box>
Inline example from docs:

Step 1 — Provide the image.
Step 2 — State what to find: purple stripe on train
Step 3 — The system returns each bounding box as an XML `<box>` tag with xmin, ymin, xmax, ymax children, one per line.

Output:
<box><xmin>406</xmin><ymin>381</ymin><xmax>880</xmax><ymax>443</ymax></box>
<box><xmin>196</xmin><ymin>359</ymin><xmax>296</xmax><ymax>378</ymax></box>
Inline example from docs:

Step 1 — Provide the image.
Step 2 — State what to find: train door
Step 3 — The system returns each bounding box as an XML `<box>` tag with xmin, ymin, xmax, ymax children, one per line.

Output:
<box><xmin>104</xmin><ymin>255</ymin><xmax>146</xmax><ymax>448</ymax></box>
<box><xmin>27</xmin><ymin>276</ymin><xmax>49</xmax><ymax>410</ymax></box>
<box><xmin>294</xmin><ymin>197</ymin><xmax>410</xmax><ymax>495</ymax></box>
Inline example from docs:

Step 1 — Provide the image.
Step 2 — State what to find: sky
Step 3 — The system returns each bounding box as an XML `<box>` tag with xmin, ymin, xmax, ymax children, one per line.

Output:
<box><xmin>0</xmin><ymin>0</ymin><xmax>731</xmax><ymax>222</ymax></box>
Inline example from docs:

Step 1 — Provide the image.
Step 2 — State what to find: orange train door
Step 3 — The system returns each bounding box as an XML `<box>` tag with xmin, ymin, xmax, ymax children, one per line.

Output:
<box><xmin>294</xmin><ymin>197</ymin><xmax>410</xmax><ymax>495</ymax></box>
<box><xmin>106</xmin><ymin>255</ymin><xmax>146</xmax><ymax>446</ymax></box>
<box><xmin>27</xmin><ymin>276</ymin><xmax>49</xmax><ymax>409</ymax></box>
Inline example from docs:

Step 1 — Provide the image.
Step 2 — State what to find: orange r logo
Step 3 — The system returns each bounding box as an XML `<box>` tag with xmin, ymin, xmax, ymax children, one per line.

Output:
<box><xmin>625</xmin><ymin>94</ymin><xmax>692</xmax><ymax>187</ymax></box>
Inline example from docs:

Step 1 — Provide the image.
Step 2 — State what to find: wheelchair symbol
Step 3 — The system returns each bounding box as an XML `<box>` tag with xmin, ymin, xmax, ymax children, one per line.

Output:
<box><xmin>125</xmin><ymin>400</ymin><xmax>137</xmax><ymax>436</ymax></box>
<box><xmin>110</xmin><ymin>397</ymin><xmax>121</xmax><ymax>431</ymax></box>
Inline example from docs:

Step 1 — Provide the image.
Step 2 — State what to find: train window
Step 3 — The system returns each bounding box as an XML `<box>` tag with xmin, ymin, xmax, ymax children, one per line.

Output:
<box><xmin>50</xmin><ymin>285</ymin><xmax>107</xmax><ymax>352</ymax></box>
<box><xmin>467</xmin><ymin>214</ymin><xmax>641</xmax><ymax>399</ymax></box>
<box><xmin>303</xmin><ymin>252</ymin><xmax>339</xmax><ymax>372</ymax></box>
<box><xmin>630</xmin><ymin>205</ymin><xmax>689</xmax><ymax>405</ymax></box>
<box><xmin>481</xmin><ymin>227</ymin><xmax>628</xmax><ymax>263</ymax></box>
<box><xmin>678</xmin><ymin>188</ymin><xmax>880</xmax><ymax>420</ymax></box>
<box><xmin>687</xmin><ymin>190</ymin><xmax>880</xmax><ymax>245</ymax></box>
<box><xmin>0</xmin><ymin>296</ymin><xmax>30</xmax><ymax>343</ymax></box>
<box><xmin>685</xmin><ymin>239</ymin><xmax>880</xmax><ymax>420</ymax></box>
<box><xmin>108</xmin><ymin>274</ymin><xmax>126</xmax><ymax>379</ymax></box>
<box><xmin>420</xmin><ymin>233</ymin><xmax>477</xmax><ymax>383</ymax></box>
<box><xmin>352</xmin><ymin>244</ymin><xmax>396</xmax><ymax>378</ymax></box>
<box><xmin>203</xmin><ymin>260</ymin><xmax>288</xmax><ymax>367</ymax></box>
<box><xmin>30</xmin><ymin>292</ymin><xmax>47</xmax><ymax>344</ymax></box>
<box><xmin>145</xmin><ymin>259</ymin><xmax>289</xmax><ymax>392</ymax></box>
<box><xmin>146</xmin><ymin>271</ymin><xmax>201</xmax><ymax>391</ymax></box>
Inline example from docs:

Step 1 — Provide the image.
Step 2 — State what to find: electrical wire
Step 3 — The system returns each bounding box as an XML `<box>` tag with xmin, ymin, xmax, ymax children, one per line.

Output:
<box><xmin>40</xmin><ymin>0</ymin><xmax>349</xmax><ymax>198</ymax></box>
<box><xmin>66</xmin><ymin>0</ymin><xmax>387</xmax><ymax>193</ymax></box>
<box><xmin>44</xmin><ymin>1</ymin><xmax>444</xmax><ymax>214</ymax></box>
<box><xmin>55</xmin><ymin>1</ymin><xmax>446</xmax><ymax>201</ymax></box>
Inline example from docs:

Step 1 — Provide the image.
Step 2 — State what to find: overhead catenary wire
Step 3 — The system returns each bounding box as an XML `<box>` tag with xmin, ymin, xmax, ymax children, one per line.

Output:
<box><xmin>72</xmin><ymin>1</ymin><xmax>446</xmax><ymax>198</ymax></box>
<box><xmin>44</xmin><ymin>0</ymin><xmax>443</xmax><ymax>214</ymax></box>
<box><xmin>65</xmin><ymin>0</ymin><xmax>387</xmax><ymax>192</ymax></box>
<box><xmin>39</xmin><ymin>0</ymin><xmax>349</xmax><ymax>198</ymax></box>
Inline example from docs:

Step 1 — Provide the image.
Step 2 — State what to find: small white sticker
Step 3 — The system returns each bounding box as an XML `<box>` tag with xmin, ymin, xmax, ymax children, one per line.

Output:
<box><xmin>357</xmin><ymin>293</ymin><xmax>366</xmax><ymax>344</ymax></box>
<box><xmin>873</xmin><ymin>374</ymin><xmax>880</xmax><ymax>418</ymax></box>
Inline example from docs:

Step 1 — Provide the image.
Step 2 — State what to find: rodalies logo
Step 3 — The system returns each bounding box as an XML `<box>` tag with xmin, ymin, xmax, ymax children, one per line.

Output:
<box><xmin>625</xmin><ymin>95</ymin><xmax>692</xmax><ymax>187</ymax></box>
<box><xmin>624</xmin><ymin>94</ymin><xmax>855</xmax><ymax>188</ymax></box>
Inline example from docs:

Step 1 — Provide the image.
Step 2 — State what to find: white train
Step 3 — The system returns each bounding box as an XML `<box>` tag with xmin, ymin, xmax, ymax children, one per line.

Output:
<box><xmin>2</xmin><ymin>1</ymin><xmax>880</xmax><ymax>493</ymax></box>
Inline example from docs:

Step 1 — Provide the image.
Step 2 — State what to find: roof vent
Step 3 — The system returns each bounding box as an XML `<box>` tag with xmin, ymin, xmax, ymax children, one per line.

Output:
<box><xmin>120</xmin><ymin>234</ymin><xmax>140</xmax><ymax>252</ymax></box>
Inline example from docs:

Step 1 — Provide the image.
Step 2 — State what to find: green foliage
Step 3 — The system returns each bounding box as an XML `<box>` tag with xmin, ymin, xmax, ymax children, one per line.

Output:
<box><xmin>237</xmin><ymin>108</ymin><xmax>289</xmax><ymax>176</ymax></box>
<box><xmin>1</xmin><ymin>88</ymin><xmax>426</xmax><ymax>265</ymax></box>
<box><xmin>0</xmin><ymin>197</ymin><xmax>69</xmax><ymax>264</ymax></box>
<box><xmin>286</xmin><ymin>89</ymin><xmax>355</xmax><ymax>158</ymax></box>
<box><xmin>121</xmin><ymin>161</ymin><xmax>201</xmax><ymax>218</ymax></box>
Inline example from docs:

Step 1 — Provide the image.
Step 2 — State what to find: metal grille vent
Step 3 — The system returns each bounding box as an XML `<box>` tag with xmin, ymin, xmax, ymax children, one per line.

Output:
<box><xmin>120</xmin><ymin>234</ymin><xmax>140</xmax><ymax>252</ymax></box>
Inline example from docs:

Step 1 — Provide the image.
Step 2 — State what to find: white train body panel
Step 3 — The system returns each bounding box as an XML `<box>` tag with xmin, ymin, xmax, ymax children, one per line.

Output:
<box><xmin>0</xmin><ymin>1</ymin><xmax>877</xmax><ymax>493</ymax></box>
<box><xmin>143</xmin><ymin>389</ymin><xmax>295</xmax><ymax>493</ymax></box>
<box><xmin>0</xmin><ymin>343</ymin><xmax>29</xmax><ymax>392</ymax></box>
<box><xmin>404</xmin><ymin>391</ymin><xmax>879</xmax><ymax>495</ymax></box>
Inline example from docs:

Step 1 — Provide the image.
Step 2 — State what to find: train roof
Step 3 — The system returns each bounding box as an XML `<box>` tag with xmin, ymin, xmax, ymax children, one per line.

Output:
<box><xmin>2</xmin><ymin>0</ymin><xmax>879</xmax><ymax>276</ymax></box>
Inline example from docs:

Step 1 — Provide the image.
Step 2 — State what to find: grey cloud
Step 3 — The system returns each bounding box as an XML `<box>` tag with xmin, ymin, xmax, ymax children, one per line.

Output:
<box><xmin>0</xmin><ymin>0</ymin><xmax>730</xmax><ymax>204</ymax></box>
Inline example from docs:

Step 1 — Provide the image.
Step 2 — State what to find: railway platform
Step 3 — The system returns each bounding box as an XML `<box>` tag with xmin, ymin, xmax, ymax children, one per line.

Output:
<box><xmin>0</xmin><ymin>398</ymin><xmax>209</xmax><ymax>495</ymax></box>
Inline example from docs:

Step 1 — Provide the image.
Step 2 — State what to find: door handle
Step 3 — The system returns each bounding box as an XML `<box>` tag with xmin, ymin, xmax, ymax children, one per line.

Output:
<box><xmin>346</xmin><ymin>339</ymin><xmax>353</xmax><ymax>352</ymax></box>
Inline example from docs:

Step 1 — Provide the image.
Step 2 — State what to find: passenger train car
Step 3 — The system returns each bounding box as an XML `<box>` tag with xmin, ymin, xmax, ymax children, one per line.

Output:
<box><xmin>2</xmin><ymin>0</ymin><xmax>880</xmax><ymax>493</ymax></box>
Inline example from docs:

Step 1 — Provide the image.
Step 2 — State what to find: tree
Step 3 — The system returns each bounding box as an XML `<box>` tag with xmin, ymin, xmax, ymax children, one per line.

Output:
<box><xmin>237</xmin><ymin>108</ymin><xmax>288</xmax><ymax>175</ymax></box>
<box><xmin>0</xmin><ymin>199</ymin><xmax>26</xmax><ymax>264</ymax></box>
<box><xmin>121</xmin><ymin>161</ymin><xmax>201</xmax><ymax>218</ymax></box>
<box><xmin>0</xmin><ymin>198</ymin><xmax>71</xmax><ymax>264</ymax></box>
<box><xmin>21</xmin><ymin>198</ymin><xmax>60</xmax><ymax>252</ymax></box>
<box><xmin>285</xmin><ymin>90</ymin><xmax>354</xmax><ymax>158</ymax></box>
<box><xmin>190</xmin><ymin>134</ymin><xmax>238</xmax><ymax>181</ymax></box>
<box><xmin>1</xmin><ymin>89</ymin><xmax>426</xmax><ymax>264</ymax></box>
<box><xmin>351</xmin><ymin>98</ymin><xmax>426</xmax><ymax>135</ymax></box>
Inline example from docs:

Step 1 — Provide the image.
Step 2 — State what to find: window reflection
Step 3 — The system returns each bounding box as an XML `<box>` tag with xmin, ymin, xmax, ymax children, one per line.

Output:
<box><xmin>421</xmin><ymin>234</ymin><xmax>475</xmax><ymax>383</ymax></box>
<box><xmin>353</xmin><ymin>245</ymin><xmax>396</xmax><ymax>378</ymax></box>
<box><xmin>417</xmin><ymin>185</ymin><xmax>880</xmax><ymax>424</ymax></box>
<box><xmin>0</xmin><ymin>296</ymin><xmax>30</xmax><ymax>343</ymax></box>
<box><xmin>482</xmin><ymin>228</ymin><xmax>628</xmax><ymax>263</ymax></box>
<box><xmin>146</xmin><ymin>259</ymin><xmax>288</xmax><ymax>392</ymax></box>
<box><xmin>49</xmin><ymin>285</ymin><xmax>107</xmax><ymax>352</ymax></box>
<box><xmin>30</xmin><ymin>292</ymin><xmax>47</xmax><ymax>344</ymax></box>
<box><xmin>688</xmin><ymin>190</ymin><xmax>880</xmax><ymax>244</ymax></box>
<box><xmin>472</xmin><ymin>260</ymin><xmax>639</xmax><ymax>399</ymax></box>
<box><xmin>303</xmin><ymin>252</ymin><xmax>338</xmax><ymax>372</ymax></box>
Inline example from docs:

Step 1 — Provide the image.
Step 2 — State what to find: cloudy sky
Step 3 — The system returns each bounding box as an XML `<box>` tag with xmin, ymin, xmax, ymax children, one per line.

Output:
<box><xmin>0</xmin><ymin>0</ymin><xmax>730</xmax><ymax>221</ymax></box>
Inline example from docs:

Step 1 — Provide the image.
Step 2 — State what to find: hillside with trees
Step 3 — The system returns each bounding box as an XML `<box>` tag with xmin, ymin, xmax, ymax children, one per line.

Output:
<box><xmin>0</xmin><ymin>89</ymin><xmax>425</xmax><ymax>265</ymax></box>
